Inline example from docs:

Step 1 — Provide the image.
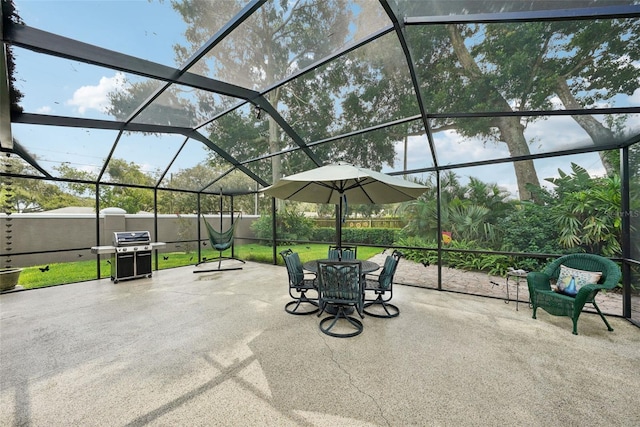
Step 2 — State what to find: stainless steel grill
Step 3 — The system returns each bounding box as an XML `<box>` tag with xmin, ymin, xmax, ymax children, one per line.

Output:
<box><xmin>91</xmin><ymin>231</ymin><xmax>165</xmax><ymax>283</ymax></box>
<box><xmin>113</xmin><ymin>231</ymin><xmax>151</xmax><ymax>253</ymax></box>
<box><xmin>108</xmin><ymin>231</ymin><xmax>153</xmax><ymax>282</ymax></box>
<box><xmin>91</xmin><ymin>231</ymin><xmax>166</xmax><ymax>283</ymax></box>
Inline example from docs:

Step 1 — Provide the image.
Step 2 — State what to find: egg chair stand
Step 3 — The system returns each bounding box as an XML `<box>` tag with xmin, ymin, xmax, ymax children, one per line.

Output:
<box><xmin>194</xmin><ymin>211</ymin><xmax>245</xmax><ymax>273</ymax></box>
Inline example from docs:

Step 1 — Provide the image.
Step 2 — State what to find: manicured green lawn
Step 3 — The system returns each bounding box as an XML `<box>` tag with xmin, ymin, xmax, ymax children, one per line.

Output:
<box><xmin>234</xmin><ymin>243</ymin><xmax>383</xmax><ymax>264</ymax></box>
<box><xmin>14</xmin><ymin>244</ymin><xmax>385</xmax><ymax>290</ymax></box>
<box><xmin>18</xmin><ymin>259</ymin><xmax>113</xmax><ymax>290</ymax></box>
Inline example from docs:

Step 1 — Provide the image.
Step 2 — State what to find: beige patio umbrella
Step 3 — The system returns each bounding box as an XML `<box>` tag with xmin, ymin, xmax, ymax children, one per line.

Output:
<box><xmin>261</xmin><ymin>162</ymin><xmax>428</xmax><ymax>247</ymax></box>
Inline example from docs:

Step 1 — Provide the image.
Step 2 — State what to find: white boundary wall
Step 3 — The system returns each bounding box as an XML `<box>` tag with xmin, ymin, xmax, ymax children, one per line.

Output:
<box><xmin>0</xmin><ymin>212</ymin><xmax>258</xmax><ymax>268</ymax></box>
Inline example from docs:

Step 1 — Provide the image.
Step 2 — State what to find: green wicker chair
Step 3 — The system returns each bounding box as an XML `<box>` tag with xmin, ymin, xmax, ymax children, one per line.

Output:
<box><xmin>527</xmin><ymin>253</ymin><xmax>621</xmax><ymax>335</ymax></box>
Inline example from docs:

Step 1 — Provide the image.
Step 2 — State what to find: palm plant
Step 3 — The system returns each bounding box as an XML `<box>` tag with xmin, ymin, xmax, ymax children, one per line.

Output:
<box><xmin>399</xmin><ymin>196</ymin><xmax>437</xmax><ymax>238</ymax></box>
<box><xmin>449</xmin><ymin>204</ymin><xmax>500</xmax><ymax>245</ymax></box>
<box><xmin>547</xmin><ymin>163</ymin><xmax>622</xmax><ymax>256</ymax></box>
<box><xmin>398</xmin><ymin>171</ymin><xmax>510</xmax><ymax>248</ymax></box>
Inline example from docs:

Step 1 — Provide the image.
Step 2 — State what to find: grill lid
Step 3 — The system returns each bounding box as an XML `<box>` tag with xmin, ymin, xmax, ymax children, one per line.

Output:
<box><xmin>113</xmin><ymin>231</ymin><xmax>151</xmax><ymax>247</ymax></box>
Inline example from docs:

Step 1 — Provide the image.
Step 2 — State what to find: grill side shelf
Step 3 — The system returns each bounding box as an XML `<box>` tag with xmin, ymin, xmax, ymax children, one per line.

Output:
<box><xmin>91</xmin><ymin>246</ymin><xmax>117</xmax><ymax>255</ymax></box>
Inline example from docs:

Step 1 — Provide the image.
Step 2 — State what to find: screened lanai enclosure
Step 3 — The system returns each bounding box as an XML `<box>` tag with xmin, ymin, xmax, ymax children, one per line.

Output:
<box><xmin>1</xmin><ymin>1</ymin><xmax>639</xmax><ymax>325</ymax></box>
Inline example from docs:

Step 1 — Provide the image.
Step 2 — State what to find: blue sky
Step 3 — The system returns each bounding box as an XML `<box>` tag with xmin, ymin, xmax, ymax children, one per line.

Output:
<box><xmin>14</xmin><ymin>0</ymin><xmax>184</xmax><ymax>118</ymax></box>
<box><xmin>16</xmin><ymin>0</ymin><xmax>183</xmax><ymax>65</ymax></box>
<box><xmin>9</xmin><ymin>1</ymin><xmax>640</xmax><ymax>195</ymax></box>
<box><xmin>12</xmin><ymin>0</ymin><xmax>195</xmax><ymax>177</ymax></box>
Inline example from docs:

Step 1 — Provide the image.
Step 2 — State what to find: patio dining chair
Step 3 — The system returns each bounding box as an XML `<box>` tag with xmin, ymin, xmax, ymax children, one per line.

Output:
<box><xmin>316</xmin><ymin>260</ymin><xmax>364</xmax><ymax>338</ymax></box>
<box><xmin>363</xmin><ymin>250</ymin><xmax>402</xmax><ymax>318</ymax></box>
<box><xmin>280</xmin><ymin>249</ymin><xmax>319</xmax><ymax>315</ymax></box>
<box><xmin>327</xmin><ymin>245</ymin><xmax>357</xmax><ymax>260</ymax></box>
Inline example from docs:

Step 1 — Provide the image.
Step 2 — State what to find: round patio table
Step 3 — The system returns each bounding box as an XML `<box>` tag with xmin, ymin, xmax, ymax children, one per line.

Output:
<box><xmin>303</xmin><ymin>259</ymin><xmax>379</xmax><ymax>315</ymax></box>
<box><xmin>302</xmin><ymin>259</ymin><xmax>379</xmax><ymax>275</ymax></box>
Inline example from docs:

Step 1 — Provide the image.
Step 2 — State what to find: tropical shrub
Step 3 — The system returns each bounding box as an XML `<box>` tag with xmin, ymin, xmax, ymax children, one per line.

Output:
<box><xmin>500</xmin><ymin>202</ymin><xmax>565</xmax><ymax>254</ymax></box>
<box><xmin>394</xmin><ymin>236</ymin><xmax>439</xmax><ymax>266</ymax></box>
<box><xmin>251</xmin><ymin>208</ymin><xmax>316</xmax><ymax>244</ymax></box>
<box><xmin>311</xmin><ymin>227</ymin><xmax>398</xmax><ymax>246</ymax></box>
<box><xmin>529</xmin><ymin>163</ymin><xmax>622</xmax><ymax>257</ymax></box>
<box><xmin>398</xmin><ymin>172</ymin><xmax>511</xmax><ymax>249</ymax></box>
<box><xmin>394</xmin><ymin>236</ymin><xmax>514</xmax><ymax>276</ymax></box>
<box><xmin>343</xmin><ymin>228</ymin><xmax>397</xmax><ymax>245</ymax></box>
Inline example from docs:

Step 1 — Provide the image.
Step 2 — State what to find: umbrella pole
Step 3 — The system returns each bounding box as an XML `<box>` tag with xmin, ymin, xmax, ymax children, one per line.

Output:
<box><xmin>337</xmin><ymin>195</ymin><xmax>343</xmax><ymax>248</ymax></box>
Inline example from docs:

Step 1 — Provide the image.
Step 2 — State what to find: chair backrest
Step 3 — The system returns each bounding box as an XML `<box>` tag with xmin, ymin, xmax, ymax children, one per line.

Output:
<box><xmin>280</xmin><ymin>249</ymin><xmax>304</xmax><ymax>287</ymax></box>
<box><xmin>316</xmin><ymin>260</ymin><xmax>362</xmax><ymax>302</ymax></box>
<box><xmin>202</xmin><ymin>214</ymin><xmax>240</xmax><ymax>251</ymax></box>
<box><xmin>327</xmin><ymin>246</ymin><xmax>341</xmax><ymax>260</ymax></box>
<box><xmin>327</xmin><ymin>245</ymin><xmax>357</xmax><ymax>260</ymax></box>
<box><xmin>543</xmin><ymin>253</ymin><xmax>621</xmax><ymax>290</ymax></box>
<box><xmin>378</xmin><ymin>250</ymin><xmax>402</xmax><ymax>290</ymax></box>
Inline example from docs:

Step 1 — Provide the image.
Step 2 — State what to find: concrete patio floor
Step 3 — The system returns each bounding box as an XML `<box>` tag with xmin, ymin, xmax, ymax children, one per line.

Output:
<box><xmin>1</xmin><ymin>260</ymin><xmax>639</xmax><ymax>426</ymax></box>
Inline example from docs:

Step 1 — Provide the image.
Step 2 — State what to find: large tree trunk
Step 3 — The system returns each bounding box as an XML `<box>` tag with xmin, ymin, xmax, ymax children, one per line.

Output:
<box><xmin>264</xmin><ymin>23</ymin><xmax>284</xmax><ymax>211</ymax></box>
<box><xmin>268</xmin><ymin>115</ymin><xmax>284</xmax><ymax>210</ymax></box>
<box><xmin>494</xmin><ymin>116</ymin><xmax>540</xmax><ymax>200</ymax></box>
<box><xmin>555</xmin><ymin>77</ymin><xmax>616</xmax><ymax>175</ymax></box>
<box><xmin>447</xmin><ymin>25</ymin><xmax>540</xmax><ymax>201</ymax></box>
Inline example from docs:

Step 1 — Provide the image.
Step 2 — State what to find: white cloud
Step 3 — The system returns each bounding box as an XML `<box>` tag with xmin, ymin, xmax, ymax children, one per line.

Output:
<box><xmin>66</xmin><ymin>72</ymin><xmax>126</xmax><ymax>114</ymax></box>
<box><xmin>524</xmin><ymin>115</ymin><xmax>588</xmax><ymax>152</ymax></box>
<box><xmin>391</xmin><ymin>134</ymin><xmax>434</xmax><ymax>172</ymax></box>
<box><xmin>433</xmin><ymin>129</ymin><xmax>510</xmax><ymax>165</ymax></box>
<box><xmin>36</xmin><ymin>106</ymin><xmax>52</xmax><ymax>114</ymax></box>
<box><xmin>630</xmin><ymin>85</ymin><xmax>640</xmax><ymax>105</ymax></box>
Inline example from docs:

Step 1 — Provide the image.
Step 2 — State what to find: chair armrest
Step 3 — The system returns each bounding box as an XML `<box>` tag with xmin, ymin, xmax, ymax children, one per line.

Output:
<box><xmin>580</xmin><ymin>282</ymin><xmax>606</xmax><ymax>292</ymax></box>
<box><xmin>527</xmin><ymin>272</ymin><xmax>552</xmax><ymax>291</ymax></box>
<box><xmin>575</xmin><ymin>280</ymin><xmax>616</xmax><ymax>298</ymax></box>
<box><xmin>572</xmin><ymin>283</ymin><xmax>606</xmax><ymax>314</ymax></box>
<box><xmin>302</xmin><ymin>274</ymin><xmax>318</xmax><ymax>288</ymax></box>
<box><xmin>363</xmin><ymin>273</ymin><xmax>381</xmax><ymax>290</ymax></box>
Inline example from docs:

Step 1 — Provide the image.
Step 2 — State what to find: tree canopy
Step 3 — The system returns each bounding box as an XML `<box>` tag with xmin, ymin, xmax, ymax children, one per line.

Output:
<box><xmin>94</xmin><ymin>2</ymin><xmax>640</xmax><ymax>208</ymax></box>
